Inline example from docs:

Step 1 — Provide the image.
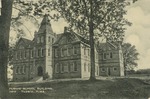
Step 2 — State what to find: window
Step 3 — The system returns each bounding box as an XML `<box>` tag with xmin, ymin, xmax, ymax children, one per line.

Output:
<box><xmin>67</xmin><ymin>47</ymin><xmax>70</xmax><ymax>56</ymax></box>
<box><xmin>52</xmin><ymin>38</ymin><xmax>54</xmax><ymax>43</ymax></box>
<box><xmin>37</xmin><ymin>49</ymin><xmax>40</xmax><ymax>57</ymax></box>
<box><xmin>87</xmin><ymin>49</ymin><xmax>90</xmax><ymax>56</ymax></box>
<box><xmin>37</xmin><ymin>37</ymin><xmax>40</xmax><ymax>43</ymax></box>
<box><xmin>74</xmin><ymin>62</ymin><xmax>77</xmax><ymax>71</ymax></box>
<box><xmin>55</xmin><ymin>49</ymin><xmax>58</xmax><ymax>57</ymax></box>
<box><xmin>41</xmin><ymin>48</ymin><xmax>44</xmax><ymax>57</ymax></box>
<box><xmin>16</xmin><ymin>67</ymin><xmax>19</xmax><ymax>74</ymax></box>
<box><xmin>20</xmin><ymin>51</ymin><xmax>24</xmax><ymax>59</ymax></box>
<box><xmin>61</xmin><ymin>64</ymin><xmax>64</xmax><ymax>73</ymax></box>
<box><xmin>88</xmin><ymin>64</ymin><xmax>90</xmax><ymax>72</ymax></box>
<box><xmin>68</xmin><ymin>63</ymin><xmax>71</xmax><ymax>72</ymax></box>
<box><xmin>84</xmin><ymin>47</ymin><xmax>86</xmax><ymax>55</ymax></box>
<box><xmin>61</xmin><ymin>47</ymin><xmax>67</xmax><ymax>57</ymax></box>
<box><xmin>113</xmin><ymin>67</ymin><xmax>117</xmax><ymax>71</ymax></box>
<box><xmin>64</xmin><ymin>63</ymin><xmax>69</xmax><ymax>72</ymax></box>
<box><xmin>84</xmin><ymin>63</ymin><xmax>86</xmax><ymax>72</ymax></box>
<box><xmin>48</xmin><ymin>48</ymin><xmax>50</xmax><ymax>56</ymax></box>
<box><xmin>23</xmin><ymin>65</ymin><xmax>26</xmax><ymax>74</ymax></box>
<box><xmin>30</xmin><ymin>50</ymin><xmax>33</xmax><ymax>58</ymax></box>
<box><xmin>73</xmin><ymin>46</ymin><xmax>77</xmax><ymax>54</ymax></box>
<box><xmin>24</xmin><ymin>50</ymin><xmax>27</xmax><ymax>59</ymax></box>
<box><xmin>48</xmin><ymin>36</ymin><xmax>51</xmax><ymax>42</ymax></box>
<box><xmin>41</xmin><ymin>36</ymin><xmax>44</xmax><ymax>43</ymax></box>
<box><xmin>110</xmin><ymin>52</ymin><xmax>113</xmax><ymax>58</ymax></box>
<box><xmin>16</xmin><ymin>52</ymin><xmax>18</xmax><ymax>60</ymax></box>
<box><xmin>55</xmin><ymin>63</ymin><xmax>59</xmax><ymax>73</ymax></box>
<box><xmin>20</xmin><ymin>66</ymin><xmax>23</xmax><ymax>74</ymax></box>
<box><xmin>103</xmin><ymin>53</ymin><xmax>106</xmax><ymax>60</ymax></box>
<box><xmin>101</xmin><ymin>68</ymin><xmax>105</xmax><ymax>72</ymax></box>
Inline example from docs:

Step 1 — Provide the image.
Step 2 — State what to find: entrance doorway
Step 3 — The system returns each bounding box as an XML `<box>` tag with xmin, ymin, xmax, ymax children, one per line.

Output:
<box><xmin>37</xmin><ymin>66</ymin><xmax>43</xmax><ymax>76</ymax></box>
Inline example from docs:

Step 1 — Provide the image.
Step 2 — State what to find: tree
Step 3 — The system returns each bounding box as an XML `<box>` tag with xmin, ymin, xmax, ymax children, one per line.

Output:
<box><xmin>15</xmin><ymin>0</ymin><xmax>138</xmax><ymax>80</ymax></box>
<box><xmin>49</xmin><ymin>0</ymin><xmax>136</xmax><ymax>80</ymax></box>
<box><xmin>122</xmin><ymin>43</ymin><xmax>139</xmax><ymax>76</ymax></box>
<box><xmin>0</xmin><ymin>0</ymin><xmax>14</xmax><ymax>98</ymax></box>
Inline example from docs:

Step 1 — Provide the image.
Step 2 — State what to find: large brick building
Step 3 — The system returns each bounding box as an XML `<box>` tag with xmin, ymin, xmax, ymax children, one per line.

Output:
<box><xmin>12</xmin><ymin>15</ymin><xmax>124</xmax><ymax>82</ymax></box>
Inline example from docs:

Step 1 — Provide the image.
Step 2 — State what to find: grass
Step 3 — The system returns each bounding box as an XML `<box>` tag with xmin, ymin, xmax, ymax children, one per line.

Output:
<box><xmin>8</xmin><ymin>78</ymin><xmax>150</xmax><ymax>99</ymax></box>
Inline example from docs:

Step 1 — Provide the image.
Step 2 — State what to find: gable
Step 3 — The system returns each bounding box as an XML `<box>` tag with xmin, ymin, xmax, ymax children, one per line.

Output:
<box><xmin>16</xmin><ymin>40</ymin><xmax>26</xmax><ymax>49</ymax></box>
<box><xmin>54</xmin><ymin>32</ymin><xmax>80</xmax><ymax>45</ymax></box>
<box><xmin>99</xmin><ymin>42</ymin><xmax>117</xmax><ymax>51</ymax></box>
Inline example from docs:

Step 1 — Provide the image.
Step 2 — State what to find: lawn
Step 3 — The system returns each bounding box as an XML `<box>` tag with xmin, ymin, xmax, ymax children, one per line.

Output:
<box><xmin>8</xmin><ymin>78</ymin><xmax>150</xmax><ymax>99</ymax></box>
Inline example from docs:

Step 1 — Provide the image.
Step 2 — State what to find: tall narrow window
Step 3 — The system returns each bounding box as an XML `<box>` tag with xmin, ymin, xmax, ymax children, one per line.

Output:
<box><xmin>41</xmin><ymin>36</ymin><xmax>44</xmax><ymax>43</ymax></box>
<box><xmin>55</xmin><ymin>63</ymin><xmax>59</xmax><ymax>73</ymax></box>
<box><xmin>74</xmin><ymin>62</ymin><xmax>77</xmax><ymax>71</ymax></box>
<box><xmin>103</xmin><ymin>53</ymin><xmax>106</xmax><ymax>60</ymax></box>
<box><xmin>88</xmin><ymin>64</ymin><xmax>90</xmax><ymax>72</ymax></box>
<box><xmin>37</xmin><ymin>37</ymin><xmax>40</xmax><ymax>43</ymax></box>
<box><xmin>31</xmin><ymin>50</ymin><xmax>33</xmax><ymax>58</ymax></box>
<box><xmin>16</xmin><ymin>67</ymin><xmax>19</xmax><ymax>74</ymax></box>
<box><xmin>61</xmin><ymin>64</ymin><xmax>64</xmax><ymax>73</ymax></box>
<box><xmin>87</xmin><ymin>49</ymin><xmax>90</xmax><ymax>56</ymax></box>
<box><xmin>68</xmin><ymin>62</ymin><xmax>70</xmax><ymax>72</ymax></box>
<box><xmin>41</xmin><ymin>48</ymin><xmax>44</xmax><ymax>57</ymax></box>
<box><xmin>55</xmin><ymin>49</ymin><xmax>58</xmax><ymax>57</ymax></box>
<box><xmin>16</xmin><ymin>52</ymin><xmax>18</xmax><ymax>60</ymax></box>
<box><xmin>73</xmin><ymin>46</ymin><xmax>77</xmax><ymax>54</ymax></box>
<box><xmin>20</xmin><ymin>51</ymin><xmax>23</xmax><ymax>59</ymax></box>
<box><xmin>61</xmin><ymin>48</ymin><xmax>64</xmax><ymax>57</ymax></box>
<box><xmin>52</xmin><ymin>38</ymin><xmax>54</xmax><ymax>43</ymax></box>
<box><xmin>84</xmin><ymin>47</ymin><xmax>86</xmax><ymax>55</ymax></box>
<box><xmin>84</xmin><ymin>63</ymin><xmax>86</xmax><ymax>72</ymax></box>
<box><xmin>48</xmin><ymin>36</ymin><xmax>51</xmax><ymax>42</ymax></box>
<box><xmin>24</xmin><ymin>50</ymin><xmax>27</xmax><ymax>59</ymax></box>
<box><xmin>37</xmin><ymin>49</ymin><xmax>40</xmax><ymax>57</ymax></box>
<box><xmin>110</xmin><ymin>52</ymin><xmax>113</xmax><ymax>58</ymax></box>
<box><xmin>48</xmin><ymin>48</ymin><xmax>50</xmax><ymax>56</ymax></box>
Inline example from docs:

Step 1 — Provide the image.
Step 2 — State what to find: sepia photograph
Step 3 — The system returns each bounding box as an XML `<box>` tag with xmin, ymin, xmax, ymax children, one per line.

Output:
<box><xmin>0</xmin><ymin>0</ymin><xmax>150</xmax><ymax>99</ymax></box>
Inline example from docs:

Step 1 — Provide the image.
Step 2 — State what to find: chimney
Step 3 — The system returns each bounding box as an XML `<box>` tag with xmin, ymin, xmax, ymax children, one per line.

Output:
<box><xmin>64</xmin><ymin>27</ymin><xmax>67</xmax><ymax>33</ymax></box>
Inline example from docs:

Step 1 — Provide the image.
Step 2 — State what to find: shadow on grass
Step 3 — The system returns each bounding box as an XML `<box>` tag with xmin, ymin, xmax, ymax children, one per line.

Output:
<box><xmin>8</xmin><ymin>78</ymin><xmax>150</xmax><ymax>99</ymax></box>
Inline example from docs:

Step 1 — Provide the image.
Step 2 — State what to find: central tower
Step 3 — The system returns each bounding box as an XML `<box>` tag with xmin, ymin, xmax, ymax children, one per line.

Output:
<box><xmin>34</xmin><ymin>14</ymin><xmax>56</xmax><ymax>78</ymax></box>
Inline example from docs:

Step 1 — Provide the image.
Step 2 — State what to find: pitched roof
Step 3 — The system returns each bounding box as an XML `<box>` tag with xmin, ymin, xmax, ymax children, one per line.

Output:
<box><xmin>37</xmin><ymin>14</ymin><xmax>53</xmax><ymax>34</ymax></box>
<box><xmin>16</xmin><ymin>37</ymin><xmax>33</xmax><ymax>48</ymax></box>
<box><xmin>54</xmin><ymin>31</ymin><xmax>90</xmax><ymax>45</ymax></box>
<box><xmin>98</xmin><ymin>41</ymin><xmax>118</xmax><ymax>50</ymax></box>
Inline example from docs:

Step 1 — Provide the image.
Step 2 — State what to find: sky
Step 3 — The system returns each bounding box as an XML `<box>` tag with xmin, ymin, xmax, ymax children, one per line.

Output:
<box><xmin>124</xmin><ymin>0</ymin><xmax>150</xmax><ymax>69</ymax></box>
<box><xmin>9</xmin><ymin>0</ymin><xmax>150</xmax><ymax>70</ymax></box>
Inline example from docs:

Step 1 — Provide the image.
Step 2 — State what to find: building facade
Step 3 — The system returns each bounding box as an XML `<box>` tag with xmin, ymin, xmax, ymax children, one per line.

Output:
<box><xmin>12</xmin><ymin>15</ymin><xmax>124</xmax><ymax>82</ymax></box>
<box><xmin>98</xmin><ymin>42</ymin><xmax>124</xmax><ymax>76</ymax></box>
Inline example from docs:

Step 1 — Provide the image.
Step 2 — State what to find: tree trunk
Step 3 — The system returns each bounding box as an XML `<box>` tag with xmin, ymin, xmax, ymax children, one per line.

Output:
<box><xmin>89</xmin><ymin>0</ymin><xmax>96</xmax><ymax>81</ymax></box>
<box><xmin>0</xmin><ymin>0</ymin><xmax>13</xmax><ymax>98</ymax></box>
<box><xmin>89</xmin><ymin>22</ymin><xmax>96</xmax><ymax>81</ymax></box>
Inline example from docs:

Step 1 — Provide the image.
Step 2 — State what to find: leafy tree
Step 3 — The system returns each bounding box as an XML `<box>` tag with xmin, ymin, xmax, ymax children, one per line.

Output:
<box><xmin>49</xmin><ymin>0</ymin><xmax>136</xmax><ymax>80</ymax></box>
<box><xmin>0</xmin><ymin>0</ymin><xmax>14</xmax><ymax>98</ymax></box>
<box><xmin>122</xmin><ymin>43</ymin><xmax>139</xmax><ymax>76</ymax></box>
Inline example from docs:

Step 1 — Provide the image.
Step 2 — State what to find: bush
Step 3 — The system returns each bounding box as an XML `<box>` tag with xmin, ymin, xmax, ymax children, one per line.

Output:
<box><xmin>43</xmin><ymin>72</ymin><xmax>49</xmax><ymax>80</ymax></box>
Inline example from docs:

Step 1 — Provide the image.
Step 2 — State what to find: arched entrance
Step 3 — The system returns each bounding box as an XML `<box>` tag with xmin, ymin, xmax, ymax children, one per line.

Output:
<box><xmin>37</xmin><ymin>66</ymin><xmax>43</xmax><ymax>76</ymax></box>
